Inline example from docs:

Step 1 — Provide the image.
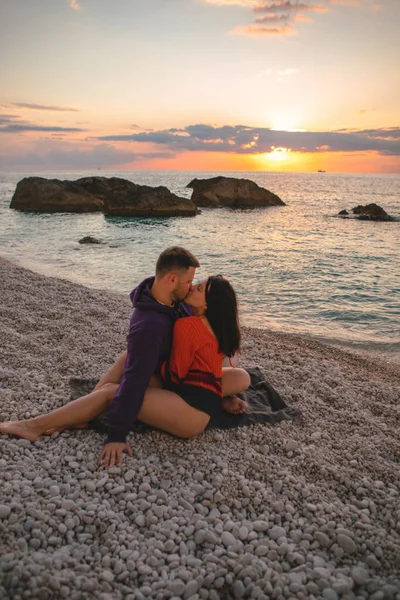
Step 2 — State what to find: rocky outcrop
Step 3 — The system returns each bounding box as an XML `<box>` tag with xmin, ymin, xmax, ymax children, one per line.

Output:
<box><xmin>187</xmin><ymin>176</ymin><xmax>285</xmax><ymax>207</ymax></box>
<box><xmin>10</xmin><ymin>177</ymin><xmax>104</xmax><ymax>213</ymax></box>
<box><xmin>337</xmin><ymin>203</ymin><xmax>395</xmax><ymax>222</ymax></box>
<box><xmin>76</xmin><ymin>177</ymin><xmax>197</xmax><ymax>217</ymax></box>
<box><xmin>78</xmin><ymin>236</ymin><xmax>102</xmax><ymax>244</ymax></box>
<box><xmin>10</xmin><ymin>176</ymin><xmax>198</xmax><ymax>217</ymax></box>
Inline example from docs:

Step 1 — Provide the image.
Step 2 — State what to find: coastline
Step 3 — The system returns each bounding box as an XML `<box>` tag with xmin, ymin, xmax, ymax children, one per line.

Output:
<box><xmin>1</xmin><ymin>258</ymin><xmax>399</xmax><ymax>598</ymax></box>
<box><xmin>1</xmin><ymin>253</ymin><xmax>398</xmax><ymax>361</ymax></box>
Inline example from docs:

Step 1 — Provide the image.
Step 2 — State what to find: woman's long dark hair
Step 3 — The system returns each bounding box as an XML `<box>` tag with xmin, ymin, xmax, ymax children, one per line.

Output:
<box><xmin>205</xmin><ymin>275</ymin><xmax>241</xmax><ymax>357</ymax></box>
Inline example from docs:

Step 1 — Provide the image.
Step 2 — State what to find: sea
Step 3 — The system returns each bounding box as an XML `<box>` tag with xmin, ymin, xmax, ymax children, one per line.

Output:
<box><xmin>0</xmin><ymin>170</ymin><xmax>399</xmax><ymax>354</ymax></box>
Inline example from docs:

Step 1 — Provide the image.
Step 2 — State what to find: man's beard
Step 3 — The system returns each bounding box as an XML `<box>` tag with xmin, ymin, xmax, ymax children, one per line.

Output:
<box><xmin>171</xmin><ymin>284</ymin><xmax>187</xmax><ymax>302</ymax></box>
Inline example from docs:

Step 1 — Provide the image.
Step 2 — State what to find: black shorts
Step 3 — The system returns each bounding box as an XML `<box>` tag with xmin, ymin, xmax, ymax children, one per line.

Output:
<box><xmin>165</xmin><ymin>382</ymin><xmax>221</xmax><ymax>416</ymax></box>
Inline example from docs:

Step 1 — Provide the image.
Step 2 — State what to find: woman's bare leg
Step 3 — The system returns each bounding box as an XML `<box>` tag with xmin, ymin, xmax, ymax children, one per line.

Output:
<box><xmin>94</xmin><ymin>352</ymin><xmax>127</xmax><ymax>391</ymax></box>
<box><xmin>137</xmin><ymin>387</ymin><xmax>210</xmax><ymax>438</ymax></box>
<box><xmin>221</xmin><ymin>367</ymin><xmax>250</xmax><ymax>414</ymax></box>
<box><xmin>0</xmin><ymin>383</ymin><xmax>119</xmax><ymax>442</ymax></box>
<box><xmin>45</xmin><ymin>372</ymin><xmax>163</xmax><ymax>436</ymax></box>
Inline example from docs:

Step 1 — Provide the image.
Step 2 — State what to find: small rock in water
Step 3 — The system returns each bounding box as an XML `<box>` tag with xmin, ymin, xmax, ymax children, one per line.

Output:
<box><xmin>79</xmin><ymin>236</ymin><xmax>102</xmax><ymax>244</ymax></box>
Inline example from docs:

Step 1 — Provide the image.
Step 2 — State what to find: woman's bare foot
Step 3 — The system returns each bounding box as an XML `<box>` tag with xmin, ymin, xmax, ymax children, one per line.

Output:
<box><xmin>0</xmin><ymin>420</ymin><xmax>40</xmax><ymax>442</ymax></box>
<box><xmin>222</xmin><ymin>396</ymin><xmax>247</xmax><ymax>415</ymax></box>
<box><xmin>44</xmin><ymin>422</ymin><xmax>89</xmax><ymax>436</ymax></box>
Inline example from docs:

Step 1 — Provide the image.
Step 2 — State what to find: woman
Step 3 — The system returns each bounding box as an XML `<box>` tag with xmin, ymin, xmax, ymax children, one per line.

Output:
<box><xmin>0</xmin><ymin>276</ymin><xmax>250</xmax><ymax>467</ymax></box>
<box><xmin>162</xmin><ymin>275</ymin><xmax>247</xmax><ymax>423</ymax></box>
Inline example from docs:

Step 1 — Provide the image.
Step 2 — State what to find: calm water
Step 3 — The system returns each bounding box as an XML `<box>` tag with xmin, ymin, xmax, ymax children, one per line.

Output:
<box><xmin>1</xmin><ymin>170</ymin><xmax>399</xmax><ymax>352</ymax></box>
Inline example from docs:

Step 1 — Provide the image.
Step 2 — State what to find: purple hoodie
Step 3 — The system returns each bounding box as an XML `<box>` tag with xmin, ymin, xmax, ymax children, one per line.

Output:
<box><xmin>106</xmin><ymin>276</ymin><xmax>191</xmax><ymax>444</ymax></box>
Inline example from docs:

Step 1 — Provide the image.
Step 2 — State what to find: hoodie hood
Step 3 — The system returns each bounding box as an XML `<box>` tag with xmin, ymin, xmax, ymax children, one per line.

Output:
<box><xmin>130</xmin><ymin>276</ymin><xmax>192</xmax><ymax>318</ymax></box>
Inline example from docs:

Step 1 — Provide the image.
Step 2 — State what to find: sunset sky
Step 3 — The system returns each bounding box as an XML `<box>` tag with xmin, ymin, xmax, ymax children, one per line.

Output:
<box><xmin>1</xmin><ymin>0</ymin><xmax>399</xmax><ymax>173</ymax></box>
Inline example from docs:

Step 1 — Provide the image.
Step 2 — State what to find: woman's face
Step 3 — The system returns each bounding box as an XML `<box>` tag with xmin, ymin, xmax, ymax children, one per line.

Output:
<box><xmin>185</xmin><ymin>278</ymin><xmax>208</xmax><ymax>312</ymax></box>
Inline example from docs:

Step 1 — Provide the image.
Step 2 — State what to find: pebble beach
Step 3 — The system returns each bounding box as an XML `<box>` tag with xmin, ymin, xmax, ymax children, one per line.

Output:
<box><xmin>0</xmin><ymin>258</ymin><xmax>399</xmax><ymax>600</ymax></box>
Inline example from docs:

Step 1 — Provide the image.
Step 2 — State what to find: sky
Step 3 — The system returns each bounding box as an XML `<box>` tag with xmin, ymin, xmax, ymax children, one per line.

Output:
<box><xmin>0</xmin><ymin>0</ymin><xmax>399</xmax><ymax>173</ymax></box>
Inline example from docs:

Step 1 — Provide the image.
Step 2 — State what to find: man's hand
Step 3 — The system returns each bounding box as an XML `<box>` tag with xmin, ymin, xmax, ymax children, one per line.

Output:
<box><xmin>99</xmin><ymin>442</ymin><xmax>132</xmax><ymax>469</ymax></box>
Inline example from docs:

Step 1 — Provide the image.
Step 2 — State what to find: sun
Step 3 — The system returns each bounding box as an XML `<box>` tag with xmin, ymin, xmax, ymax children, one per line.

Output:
<box><xmin>265</xmin><ymin>147</ymin><xmax>291</xmax><ymax>161</ymax></box>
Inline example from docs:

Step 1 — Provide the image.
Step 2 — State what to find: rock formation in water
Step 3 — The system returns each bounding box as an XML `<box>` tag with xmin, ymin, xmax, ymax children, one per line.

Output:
<box><xmin>78</xmin><ymin>236</ymin><xmax>102</xmax><ymax>244</ymax></box>
<box><xmin>337</xmin><ymin>203</ymin><xmax>395</xmax><ymax>222</ymax></box>
<box><xmin>76</xmin><ymin>177</ymin><xmax>197</xmax><ymax>217</ymax></box>
<box><xmin>10</xmin><ymin>177</ymin><xmax>104</xmax><ymax>213</ymax></box>
<box><xmin>187</xmin><ymin>176</ymin><xmax>285</xmax><ymax>207</ymax></box>
<box><xmin>10</xmin><ymin>176</ymin><xmax>198</xmax><ymax>217</ymax></box>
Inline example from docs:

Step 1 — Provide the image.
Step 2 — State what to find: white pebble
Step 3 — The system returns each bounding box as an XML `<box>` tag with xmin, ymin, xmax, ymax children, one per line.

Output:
<box><xmin>0</xmin><ymin>505</ymin><xmax>11</xmax><ymax>519</ymax></box>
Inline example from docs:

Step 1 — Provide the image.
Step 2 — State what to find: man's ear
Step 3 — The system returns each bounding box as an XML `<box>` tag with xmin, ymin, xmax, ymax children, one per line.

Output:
<box><xmin>168</xmin><ymin>273</ymin><xmax>178</xmax><ymax>287</ymax></box>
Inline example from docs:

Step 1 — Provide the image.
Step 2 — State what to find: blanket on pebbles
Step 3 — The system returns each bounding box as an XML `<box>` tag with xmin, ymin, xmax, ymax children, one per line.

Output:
<box><xmin>1</xmin><ymin>259</ymin><xmax>400</xmax><ymax>600</ymax></box>
<box><xmin>68</xmin><ymin>368</ymin><xmax>300</xmax><ymax>435</ymax></box>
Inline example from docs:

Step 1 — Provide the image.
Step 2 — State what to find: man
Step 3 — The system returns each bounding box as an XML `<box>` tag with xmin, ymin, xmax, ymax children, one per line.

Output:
<box><xmin>100</xmin><ymin>246</ymin><xmax>200</xmax><ymax>467</ymax></box>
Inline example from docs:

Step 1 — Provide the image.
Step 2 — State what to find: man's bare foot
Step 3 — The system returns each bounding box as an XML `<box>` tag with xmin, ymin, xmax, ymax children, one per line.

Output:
<box><xmin>222</xmin><ymin>396</ymin><xmax>247</xmax><ymax>415</ymax></box>
<box><xmin>0</xmin><ymin>420</ymin><xmax>39</xmax><ymax>442</ymax></box>
<box><xmin>44</xmin><ymin>422</ymin><xmax>88</xmax><ymax>436</ymax></box>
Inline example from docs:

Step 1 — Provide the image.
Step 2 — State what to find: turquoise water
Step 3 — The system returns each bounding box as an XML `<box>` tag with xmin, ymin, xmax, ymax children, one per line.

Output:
<box><xmin>1</xmin><ymin>170</ymin><xmax>399</xmax><ymax>352</ymax></box>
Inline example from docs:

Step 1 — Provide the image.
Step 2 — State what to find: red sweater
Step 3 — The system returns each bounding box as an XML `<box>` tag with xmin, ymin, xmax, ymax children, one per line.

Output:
<box><xmin>161</xmin><ymin>316</ymin><xmax>223</xmax><ymax>396</ymax></box>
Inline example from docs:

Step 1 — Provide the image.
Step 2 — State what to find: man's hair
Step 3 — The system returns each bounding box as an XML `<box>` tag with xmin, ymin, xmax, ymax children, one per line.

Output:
<box><xmin>156</xmin><ymin>246</ymin><xmax>200</xmax><ymax>276</ymax></box>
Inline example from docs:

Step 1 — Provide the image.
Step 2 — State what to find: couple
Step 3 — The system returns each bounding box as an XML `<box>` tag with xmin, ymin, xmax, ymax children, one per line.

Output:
<box><xmin>0</xmin><ymin>247</ymin><xmax>250</xmax><ymax>468</ymax></box>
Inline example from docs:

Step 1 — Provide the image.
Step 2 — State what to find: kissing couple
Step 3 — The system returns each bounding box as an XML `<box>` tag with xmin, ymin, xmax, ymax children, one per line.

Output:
<box><xmin>0</xmin><ymin>247</ymin><xmax>250</xmax><ymax>468</ymax></box>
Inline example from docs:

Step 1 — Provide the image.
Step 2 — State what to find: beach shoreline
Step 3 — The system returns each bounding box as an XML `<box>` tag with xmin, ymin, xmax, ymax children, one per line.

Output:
<box><xmin>0</xmin><ymin>258</ymin><xmax>399</xmax><ymax>598</ymax></box>
<box><xmin>1</xmin><ymin>253</ymin><xmax>398</xmax><ymax>362</ymax></box>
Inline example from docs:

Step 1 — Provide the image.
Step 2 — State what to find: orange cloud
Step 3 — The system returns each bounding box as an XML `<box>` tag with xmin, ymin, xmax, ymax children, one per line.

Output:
<box><xmin>233</xmin><ymin>23</ymin><xmax>295</xmax><ymax>35</ymax></box>
<box><xmin>204</xmin><ymin>0</ymin><xmax>377</xmax><ymax>37</ymax></box>
<box><xmin>70</xmin><ymin>0</ymin><xmax>81</xmax><ymax>11</ymax></box>
<box><xmin>294</xmin><ymin>13</ymin><xmax>314</xmax><ymax>21</ymax></box>
<box><xmin>329</xmin><ymin>0</ymin><xmax>363</xmax><ymax>5</ymax></box>
<box><xmin>2</xmin><ymin>102</ymin><xmax>80</xmax><ymax>113</ymax></box>
<box><xmin>202</xmin><ymin>0</ymin><xmax>258</xmax><ymax>5</ymax></box>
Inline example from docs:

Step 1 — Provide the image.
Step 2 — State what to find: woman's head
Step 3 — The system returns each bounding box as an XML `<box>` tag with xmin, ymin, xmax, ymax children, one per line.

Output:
<box><xmin>186</xmin><ymin>275</ymin><xmax>241</xmax><ymax>357</ymax></box>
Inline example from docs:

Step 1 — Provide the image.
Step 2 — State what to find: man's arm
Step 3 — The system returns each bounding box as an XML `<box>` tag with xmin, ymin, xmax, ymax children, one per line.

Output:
<box><xmin>105</xmin><ymin>322</ymin><xmax>162</xmax><ymax>445</ymax></box>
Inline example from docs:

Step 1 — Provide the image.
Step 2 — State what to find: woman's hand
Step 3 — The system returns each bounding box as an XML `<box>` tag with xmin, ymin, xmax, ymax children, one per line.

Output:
<box><xmin>99</xmin><ymin>442</ymin><xmax>132</xmax><ymax>469</ymax></box>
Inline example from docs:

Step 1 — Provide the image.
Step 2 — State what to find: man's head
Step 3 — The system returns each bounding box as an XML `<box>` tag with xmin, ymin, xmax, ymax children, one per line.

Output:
<box><xmin>155</xmin><ymin>246</ymin><xmax>200</xmax><ymax>302</ymax></box>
